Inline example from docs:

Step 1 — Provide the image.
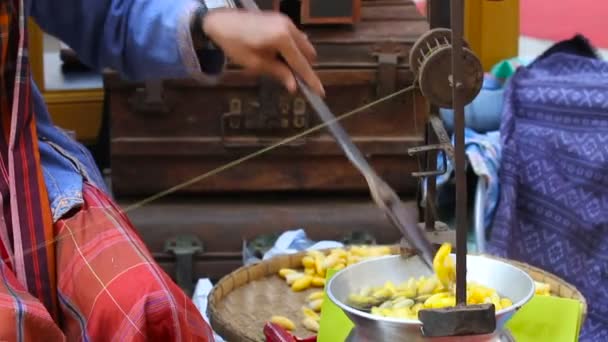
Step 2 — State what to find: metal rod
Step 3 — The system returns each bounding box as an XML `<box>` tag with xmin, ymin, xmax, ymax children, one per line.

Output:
<box><xmin>428</xmin><ymin>0</ymin><xmax>451</xmax><ymax>29</ymax></box>
<box><xmin>474</xmin><ymin>177</ymin><xmax>488</xmax><ymax>253</ymax></box>
<box><xmin>298</xmin><ymin>77</ymin><xmax>435</xmax><ymax>269</ymax></box>
<box><xmin>425</xmin><ymin>121</ymin><xmax>437</xmax><ymax>231</ymax></box>
<box><xmin>450</xmin><ymin>0</ymin><xmax>467</xmax><ymax>306</ymax></box>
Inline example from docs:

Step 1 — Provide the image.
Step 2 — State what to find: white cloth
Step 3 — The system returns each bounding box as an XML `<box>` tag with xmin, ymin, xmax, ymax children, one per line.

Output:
<box><xmin>192</xmin><ymin>278</ymin><xmax>226</xmax><ymax>342</ymax></box>
<box><xmin>262</xmin><ymin>229</ymin><xmax>343</xmax><ymax>261</ymax></box>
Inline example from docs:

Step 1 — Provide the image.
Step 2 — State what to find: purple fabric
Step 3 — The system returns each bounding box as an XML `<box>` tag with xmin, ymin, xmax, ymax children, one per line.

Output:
<box><xmin>487</xmin><ymin>52</ymin><xmax>608</xmax><ymax>341</ymax></box>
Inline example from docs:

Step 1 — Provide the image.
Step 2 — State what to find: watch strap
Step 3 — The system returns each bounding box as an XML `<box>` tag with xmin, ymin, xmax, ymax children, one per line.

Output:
<box><xmin>191</xmin><ymin>3</ymin><xmax>210</xmax><ymax>51</ymax></box>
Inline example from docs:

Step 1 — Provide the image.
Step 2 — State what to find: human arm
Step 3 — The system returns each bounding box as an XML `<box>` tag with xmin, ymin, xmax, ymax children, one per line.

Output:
<box><xmin>29</xmin><ymin>0</ymin><xmax>323</xmax><ymax>94</ymax></box>
<box><xmin>30</xmin><ymin>0</ymin><xmax>225</xmax><ymax>82</ymax></box>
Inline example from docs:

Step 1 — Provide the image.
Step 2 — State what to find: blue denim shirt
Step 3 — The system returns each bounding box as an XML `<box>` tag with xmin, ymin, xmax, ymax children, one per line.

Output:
<box><xmin>27</xmin><ymin>0</ymin><xmax>225</xmax><ymax>221</ymax></box>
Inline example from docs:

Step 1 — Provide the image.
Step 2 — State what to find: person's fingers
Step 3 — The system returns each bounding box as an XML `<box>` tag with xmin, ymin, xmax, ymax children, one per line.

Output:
<box><xmin>264</xmin><ymin>61</ymin><xmax>297</xmax><ymax>93</ymax></box>
<box><xmin>277</xmin><ymin>40</ymin><xmax>324</xmax><ymax>96</ymax></box>
<box><xmin>266</xmin><ymin>62</ymin><xmax>297</xmax><ymax>93</ymax></box>
<box><xmin>269</xmin><ymin>18</ymin><xmax>323</xmax><ymax>96</ymax></box>
<box><xmin>291</xmin><ymin>28</ymin><xmax>316</xmax><ymax>63</ymax></box>
<box><xmin>246</xmin><ymin>54</ymin><xmax>297</xmax><ymax>93</ymax></box>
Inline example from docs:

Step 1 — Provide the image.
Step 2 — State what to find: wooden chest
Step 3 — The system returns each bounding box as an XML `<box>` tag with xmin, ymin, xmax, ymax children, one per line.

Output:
<box><xmin>105</xmin><ymin>0</ymin><xmax>430</xmax><ymax>197</ymax></box>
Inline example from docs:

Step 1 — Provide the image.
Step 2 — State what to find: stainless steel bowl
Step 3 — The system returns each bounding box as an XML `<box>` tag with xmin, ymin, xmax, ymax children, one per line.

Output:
<box><xmin>326</xmin><ymin>254</ymin><xmax>535</xmax><ymax>341</ymax></box>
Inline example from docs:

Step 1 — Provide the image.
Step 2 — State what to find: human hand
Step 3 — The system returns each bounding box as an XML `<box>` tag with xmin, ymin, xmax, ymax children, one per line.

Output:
<box><xmin>202</xmin><ymin>9</ymin><xmax>324</xmax><ymax>96</ymax></box>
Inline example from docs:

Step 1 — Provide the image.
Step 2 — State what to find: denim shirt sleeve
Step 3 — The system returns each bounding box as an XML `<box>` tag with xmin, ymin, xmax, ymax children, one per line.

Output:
<box><xmin>29</xmin><ymin>0</ymin><xmax>226</xmax><ymax>83</ymax></box>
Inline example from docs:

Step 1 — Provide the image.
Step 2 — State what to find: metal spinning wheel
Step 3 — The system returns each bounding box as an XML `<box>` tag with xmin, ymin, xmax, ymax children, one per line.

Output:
<box><xmin>411</xmin><ymin>28</ymin><xmax>484</xmax><ymax>109</ymax></box>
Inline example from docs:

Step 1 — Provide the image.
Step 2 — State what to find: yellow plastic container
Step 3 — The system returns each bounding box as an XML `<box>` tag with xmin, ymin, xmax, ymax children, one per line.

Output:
<box><xmin>465</xmin><ymin>0</ymin><xmax>520</xmax><ymax>71</ymax></box>
<box><xmin>28</xmin><ymin>20</ymin><xmax>103</xmax><ymax>145</ymax></box>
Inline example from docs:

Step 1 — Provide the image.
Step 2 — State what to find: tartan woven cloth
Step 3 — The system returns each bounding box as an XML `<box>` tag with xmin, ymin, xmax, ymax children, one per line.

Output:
<box><xmin>0</xmin><ymin>183</ymin><xmax>215</xmax><ymax>341</ymax></box>
<box><xmin>0</xmin><ymin>259</ymin><xmax>64</xmax><ymax>341</ymax></box>
<box><xmin>0</xmin><ymin>0</ymin><xmax>215</xmax><ymax>339</ymax></box>
<box><xmin>55</xmin><ymin>183</ymin><xmax>215</xmax><ymax>341</ymax></box>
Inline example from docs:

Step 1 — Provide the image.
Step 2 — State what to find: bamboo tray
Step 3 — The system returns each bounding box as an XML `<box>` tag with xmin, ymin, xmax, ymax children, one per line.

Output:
<box><xmin>207</xmin><ymin>248</ymin><xmax>587</xmax><ymax>342</ymax></box>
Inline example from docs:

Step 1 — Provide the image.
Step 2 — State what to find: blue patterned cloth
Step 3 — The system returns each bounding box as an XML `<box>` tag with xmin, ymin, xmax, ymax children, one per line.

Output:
<box><xmin>487</xmin><ymin>52</ymin><xmax>608</xmax><ymax>341</ymax></box>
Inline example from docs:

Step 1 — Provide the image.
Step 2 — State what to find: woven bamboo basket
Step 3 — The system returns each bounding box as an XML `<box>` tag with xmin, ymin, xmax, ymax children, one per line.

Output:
<box><xmin>483</xmin><ymin>254</ymin><xmax>588</xmax><ymax>323</ymax></box>
<box><xmin>207</xmin><ymin>247</ymin><xmax>587</xmax><ymax>342</ymax></box>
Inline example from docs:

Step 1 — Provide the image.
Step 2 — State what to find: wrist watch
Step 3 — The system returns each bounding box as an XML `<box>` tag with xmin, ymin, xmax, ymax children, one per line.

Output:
<box><xmin>190</xmin><ymin>0</ymin><xmax>236</xmax><ymax>51</ymax></box>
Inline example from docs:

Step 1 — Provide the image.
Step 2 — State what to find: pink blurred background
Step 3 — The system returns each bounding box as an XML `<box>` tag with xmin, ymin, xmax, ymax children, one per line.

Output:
<box><xmin>412</xmin><ymin>0</ymin><xmax>607</xmax><ymax>49</ymax></box>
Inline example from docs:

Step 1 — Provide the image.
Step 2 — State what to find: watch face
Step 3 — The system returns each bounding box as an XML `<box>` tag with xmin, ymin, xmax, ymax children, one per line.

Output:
<box><xmin>206</xmin><ymin>0</ymin><xmax>236</xmax><ymax>9</ymax></box>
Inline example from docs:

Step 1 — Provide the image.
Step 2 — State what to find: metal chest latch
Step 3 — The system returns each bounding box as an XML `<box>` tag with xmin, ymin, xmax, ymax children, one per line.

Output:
<box><xmin>129</xmin><ymin>80</ymin><xmax>172</xmax><ymax>116</ymax></box>
<box><xmin>372</xmin><ymin>43</ymin><xmax>406</xmax><ymax>97</ymax></box>
<box><xmin>164</xmin><ymin>235</ymin><xmax>203</xmax><ymax>296</ymax></box>
<box><xmin>221</xmin><ymin>77</ymin><xmax>310</xmax><ymax>148</ymax></box>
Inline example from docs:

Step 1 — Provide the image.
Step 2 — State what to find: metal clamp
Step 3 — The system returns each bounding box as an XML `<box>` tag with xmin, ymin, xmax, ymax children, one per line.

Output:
<box><xmin>408</xmin><ymin>144</ymin><xmax>449</xmax><ymax>177</ymax></box>
<box><xmin>372</xmin><ymin>43</ymin><xmax>405</xmax><ymax>98</ymax></box>
<box><xmin>164</xmin><ymin>235</ymin><xmax>203</xmax><ymax>296</ymax></box>
<box><xmin>408</xmin><ymin>115</ymin><xmax>454</xmax><ymax>177</ymax></box>
<box><xmin>340</xmin><ymin>231</ymin><xmax>377</xmax><ymax>246</ymax></box>
<box><xmin>375</xmin><ymin>53</ymin><xmax>398</xmax><ymax>97</ymax></box>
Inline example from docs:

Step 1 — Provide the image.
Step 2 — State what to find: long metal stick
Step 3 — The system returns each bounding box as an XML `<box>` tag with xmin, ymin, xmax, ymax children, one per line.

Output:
<box><xmin>451</xmin><ymin>0</ymin><xmax>468</xmax><ymax>306</ymax></box>
<box><xmin>239</xmin><ymin>0</ymin><xmax>436</xmax><ymax>268</ymax></box>
<box><xmin>298</xmin><ymin>79</ymin><xmax>435</xmax><ymax>269</ymax></box>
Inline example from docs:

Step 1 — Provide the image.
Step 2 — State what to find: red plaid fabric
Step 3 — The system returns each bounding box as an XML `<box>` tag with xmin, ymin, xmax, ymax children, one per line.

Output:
<box><xmin>56</xmin><ymin>183</ymin><xmax>214</xmax><ymax>341</ymax></box>
<box><xmin>0</xmin><ymin>0</ymin><xmax>215</xmax><ymax>339</ymax></box>
<box><xmin>0</xmin><ymin>183</ymin><xmax>215</xmax><ymax>341</ymax></box>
